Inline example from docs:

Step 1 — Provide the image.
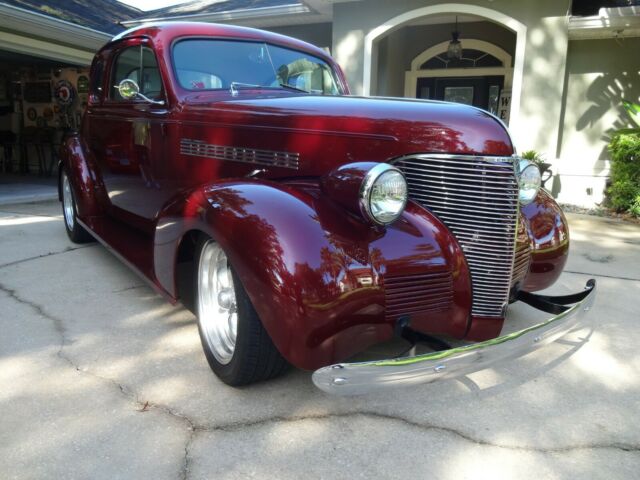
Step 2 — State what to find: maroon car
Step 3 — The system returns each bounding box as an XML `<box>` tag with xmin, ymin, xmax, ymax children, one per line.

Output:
<box><xmin>59</xmin><ymin>22</ymin><xmax>595</xmax><ymax>395</ymax></box>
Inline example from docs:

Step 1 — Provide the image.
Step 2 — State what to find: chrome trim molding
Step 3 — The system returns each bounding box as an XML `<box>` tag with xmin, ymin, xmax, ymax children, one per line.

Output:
<box><xmin>180</xmin><ymin>138</ymin><xmax>300</xmax><ymax>170</ymax></box>
<box><xmin>313</xmin><ymin>280</ymin><xmax>596</xmax><ymax>395</ymax></box>
<box><xmin>392</xmin><ymin>154</ymin><xmax>519</xmax><ymax>317</ymax></box>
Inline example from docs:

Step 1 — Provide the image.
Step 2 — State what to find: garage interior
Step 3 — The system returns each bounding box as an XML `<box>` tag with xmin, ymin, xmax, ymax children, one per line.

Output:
<box><xmin>0</xmin><ymin>1</ymin><xmax>122</xmax><ymax>205</ymax></box>
<box><xmin>0</xmin><ymin>51</ymin><xmax>89</xmax><ymax>198</ymax></box>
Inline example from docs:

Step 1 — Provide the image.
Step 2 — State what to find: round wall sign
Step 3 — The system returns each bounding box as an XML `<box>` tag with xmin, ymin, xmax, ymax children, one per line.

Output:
<box><xmin>55</xmin><ymin>80</ymin><xmax>75</xmax><ymax>106</ymax></box>
<box><xmin>27</xmin><ymin>107</ymin><xmax>37</xmax><ymax>121</ymax></box>
<box><xmin>77</xmin><ymin>75</ymin><xmax>89</xmax><ymax>94</ymax></box>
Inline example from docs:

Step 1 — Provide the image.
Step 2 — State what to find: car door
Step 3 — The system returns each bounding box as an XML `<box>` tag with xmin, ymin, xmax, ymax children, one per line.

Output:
<box><xmin>91</xmin><ymin>40</ymin><xmax>169</xmax><ymax>229</ymax></box>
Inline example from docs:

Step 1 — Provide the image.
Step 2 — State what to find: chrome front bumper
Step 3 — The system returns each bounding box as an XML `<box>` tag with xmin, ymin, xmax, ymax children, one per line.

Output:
<box><xmin>313</xmin><ymin>280</ymin><xmax>596</xmax><ymax>395</ymax></box>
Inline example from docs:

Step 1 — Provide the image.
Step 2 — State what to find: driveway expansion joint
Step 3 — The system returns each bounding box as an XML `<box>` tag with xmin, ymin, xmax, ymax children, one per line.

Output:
<box><xmin>564</xmin><ymin>270</ymin><xmax>640</xmax><ymax>282</ymax></box>
<box><xmin>194</xmin><ymin>411</ymin><xmax>640</xmax><ymax>456</ymax></box>
<box><xmin>0</xmin><ymin>244</ymin><xmax>97</xmax><ymax>270</ymax></box>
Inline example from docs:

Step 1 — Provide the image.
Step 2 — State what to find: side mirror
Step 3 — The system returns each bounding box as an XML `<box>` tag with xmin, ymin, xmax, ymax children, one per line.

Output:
<box><xmin>118</xmin><ymin>78</ymin><xmax>139</xmax><ymax>100</ymax></box>
<box><xmin>116</xmin><ymin>78</ymin><xmax>165</xmax><ymax>105</ymax></box>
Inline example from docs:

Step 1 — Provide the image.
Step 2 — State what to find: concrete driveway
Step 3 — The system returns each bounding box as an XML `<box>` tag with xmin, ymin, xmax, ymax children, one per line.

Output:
<box><xmin>1</xmin><ymin>200</ymin><xmax>639</xmax><ymax>480</ymax></box>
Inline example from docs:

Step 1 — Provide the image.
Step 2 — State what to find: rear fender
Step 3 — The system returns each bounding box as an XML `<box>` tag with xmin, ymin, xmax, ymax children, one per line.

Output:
<box><xmin>58</xmin><ymin>135</ymin><xmax>105</xmax><ymax>219</ymax></box>
<box><xmin>154</xmin><ymin>179</ymin><xmax>472</xmax><ymax>370</ymax></box>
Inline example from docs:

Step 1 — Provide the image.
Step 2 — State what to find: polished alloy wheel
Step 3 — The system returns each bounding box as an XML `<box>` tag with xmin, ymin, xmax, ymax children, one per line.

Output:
<box><xmin>197</xmin><ymin>241</ymin><xmax>238</xmax><ymax>365</ymax></box>
<box><xmin>62</xmin><ymin>173</ymin><xmax>75</xmax><ymax>230</ymax></box>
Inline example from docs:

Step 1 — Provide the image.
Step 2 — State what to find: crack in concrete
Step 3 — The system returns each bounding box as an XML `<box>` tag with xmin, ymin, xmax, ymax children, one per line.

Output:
<box><xmin>0</xmin><ymin>209</ymin><xmax>61</xmax><ymax>218</ymax></box>
<box><xmin>198</xmin><ymin>411</ymin><xmax>640</xmax><ymax>456</ymax></box>
<box><xmin>0</xmin><ymin>281</ymin><xmax>195</xmax><ymax>480</ymax></box>
<box><xmin>112</xmin><ymin>284</ymin><xmax>147</xmax><ymax>294</ymax></box>
<box><xmin>0</xmin><ymin>244</ymin><xmax>96</xmax><ymax>270</ymax></box>
<box><xmin>564</xmin><ymin>270</ymin><xmax>640</xmax><ymax>282</ymax></box>
<box><xmin>2</xmin><ymin>282</ymin><xmax>638</xmax><ymax>480</ymax></box>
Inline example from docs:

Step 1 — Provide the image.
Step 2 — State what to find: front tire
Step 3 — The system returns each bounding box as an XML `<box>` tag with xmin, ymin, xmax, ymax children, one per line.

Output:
<box><xmin>61</xmin><ymin>170</ymin><xmax>93</xmax><ymax>244</ymax></box>
<box><xmin>195</xmin><ymin>236</ymin><xmax>289</xmax><ymax>386</ymax></box>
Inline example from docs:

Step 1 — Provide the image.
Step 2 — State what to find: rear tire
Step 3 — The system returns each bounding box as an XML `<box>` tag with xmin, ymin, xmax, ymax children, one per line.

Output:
<box><xmin>61</xmin><ymin>170</ymin><xmax>93</xmax><ymax>244</ymax></box>
<box><xmin>194</xmin><ymin>236</ymin><xmax>289</xmax><ymax>386</ymax></box>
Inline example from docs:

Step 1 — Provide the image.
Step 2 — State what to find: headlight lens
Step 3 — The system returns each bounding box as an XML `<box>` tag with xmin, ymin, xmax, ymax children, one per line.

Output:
<box><xmin>361</xmin><ymin>164</ymin><xmax>408</xmax><ymax>225</ymax></box>
<box><xmin>518</xmin><ymin>159</ymin><xmax>541</xmax><ymax>205</ymax></box>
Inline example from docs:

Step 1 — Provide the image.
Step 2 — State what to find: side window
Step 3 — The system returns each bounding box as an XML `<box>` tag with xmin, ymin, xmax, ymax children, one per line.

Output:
<box><xmin>89</xmin><ymin>57</ymin><xmax>104</xmax><ymax>103</ymax></box>
<box><xmin>110</xmin><ymin>45</ymin><xmax>163</xmax><ymax>101</ymax></box>
<box><xmin>141</xmin><ymin>47</ymin><xmax>163</xmax><ymax>100</ymax></box>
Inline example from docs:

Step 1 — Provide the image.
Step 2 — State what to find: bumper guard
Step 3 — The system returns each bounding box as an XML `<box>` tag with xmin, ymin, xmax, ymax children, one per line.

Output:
<box><xmin>312</xmin><ymin>280</ymin><xmax>596</xmax><ymax>395</ymax></box>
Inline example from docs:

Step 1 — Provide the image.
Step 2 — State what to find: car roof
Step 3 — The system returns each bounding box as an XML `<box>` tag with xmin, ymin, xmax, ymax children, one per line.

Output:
<box><xmin>107</xmin><ymin>21</ymin><xmax>330</xmax><ymax>60</ymax></box>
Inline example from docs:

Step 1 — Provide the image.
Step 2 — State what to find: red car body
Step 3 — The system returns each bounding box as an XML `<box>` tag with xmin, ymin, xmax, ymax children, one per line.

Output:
<box><xmin>60</xmin><ymin>22</ymin><xmax>569</xmax><ymax>371</ymax></box>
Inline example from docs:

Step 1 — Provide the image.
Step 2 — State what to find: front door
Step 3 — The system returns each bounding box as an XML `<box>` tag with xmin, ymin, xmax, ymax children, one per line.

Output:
<box><xmin>417</xmin><ymin>76</ymin><xmax>503</xmax><ymax>114</ymax></box>
<box><xmin>91</xmin><ymin>40</ymin><xmax>169</xmax><ymax>229</ymax></box>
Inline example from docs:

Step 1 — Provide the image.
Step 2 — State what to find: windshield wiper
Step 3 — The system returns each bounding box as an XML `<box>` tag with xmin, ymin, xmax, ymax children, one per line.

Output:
<box><xmin>230</xmin><ymin>81</ymin><xmax>261</xmax><ymax>96</ymax></box>
<box><xmin>279</xmin><ymin>83</ymin><xmax>309</xmax><ymax>93</ymax></box>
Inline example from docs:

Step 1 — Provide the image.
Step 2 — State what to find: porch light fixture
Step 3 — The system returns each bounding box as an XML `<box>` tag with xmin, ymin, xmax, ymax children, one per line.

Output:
<box><xmin>447</xmin><ymin>16</ymin><xmax>463</xmax><ymax>60</ymax></box>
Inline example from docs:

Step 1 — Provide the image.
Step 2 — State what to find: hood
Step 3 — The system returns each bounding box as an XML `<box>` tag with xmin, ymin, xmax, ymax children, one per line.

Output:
<box><xmin>178</xmin><ymin>93</ymin><xmax>514</xmax><ymax>176</ymax></box>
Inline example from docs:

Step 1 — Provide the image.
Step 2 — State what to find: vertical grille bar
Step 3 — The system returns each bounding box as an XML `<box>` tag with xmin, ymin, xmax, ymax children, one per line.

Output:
<box><xmin>512</xmin><ymin>219</ymin><xmax>532</xmax><ymax>288</ymax></box>
<box><xmin>393</xmin><ymin>154</ymin><xmax>519</xmax><ymax>317</ymax></box>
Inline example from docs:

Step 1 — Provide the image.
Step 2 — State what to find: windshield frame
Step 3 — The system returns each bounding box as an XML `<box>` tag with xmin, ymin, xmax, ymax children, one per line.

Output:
<box><xmin>170</xmin><ymin>36</ymin><xmax>346</xmax><ymax>96</ymax></box>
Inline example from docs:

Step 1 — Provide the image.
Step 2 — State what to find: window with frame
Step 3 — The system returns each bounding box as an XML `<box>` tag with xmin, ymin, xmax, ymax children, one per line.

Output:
<box><xmin>172</xmin><ymin>39</ymin><xmax>341</xmax><ymax>95</ymax></box>
<box><xmin>89</xmin><ymin>57</ymin><xmax>104</xmax><ymax>102</ymax></box>
<box><xmin>110</xmin><ymin>45</ymin><xmax>163</xmax><ymax>101</ymax></box>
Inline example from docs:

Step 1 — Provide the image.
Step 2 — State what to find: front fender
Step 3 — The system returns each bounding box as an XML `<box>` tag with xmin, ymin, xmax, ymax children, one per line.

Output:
<box><xmin>154</xmin><ymin>179</ymin><xmax>472</xmax><ymax>370</ymax></box>
<box><xmin>521</xmin><ymin>190</ymin><xmax>570</xmax><ymax>292</ymax></box>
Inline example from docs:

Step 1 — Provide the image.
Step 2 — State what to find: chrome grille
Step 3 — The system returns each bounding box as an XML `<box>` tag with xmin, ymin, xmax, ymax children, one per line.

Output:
<box><xmin>384</xmin><ymin>270</ymin><xmax>453</xmax><ymax>321</ymax></box>
<box><xmin>512</xmin><ymin>219</ymin><xmax>532</xmax><ymax>287</ymax></box>
<box><xmin>393</xmin><ymin>154</ymin><xmax>519</xmax><ymax>317</ymax></box>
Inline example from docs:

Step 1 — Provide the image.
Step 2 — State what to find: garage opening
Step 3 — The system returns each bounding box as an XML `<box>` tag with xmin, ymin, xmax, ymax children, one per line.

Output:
<box><xmin>0</xmin><ymin>50</ymin><xmax>90</xmax><ymax>205</ymax></box>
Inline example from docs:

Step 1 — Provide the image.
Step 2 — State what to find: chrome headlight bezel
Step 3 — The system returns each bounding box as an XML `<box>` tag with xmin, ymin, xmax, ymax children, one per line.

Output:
<box><xmin>518</xmin><ymin>159</ymin><xmax>541</xmax><ymax>206</ymax></box>
<box><xmin>359</xmin><ymin>163</ymin><xmax>408</xmax><ymax>226</ymax></box>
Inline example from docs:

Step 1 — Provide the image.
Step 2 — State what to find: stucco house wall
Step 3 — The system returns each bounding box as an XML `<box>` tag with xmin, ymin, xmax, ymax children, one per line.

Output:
<box><xmin>268</xmin><ymin>23</ymin><xmax>333</xmax><ymax>52</ymax></box>
<box><xmin>555</xmin><ymin>37</ymin><xmax>640</xmax><ymax>205</ymax></box>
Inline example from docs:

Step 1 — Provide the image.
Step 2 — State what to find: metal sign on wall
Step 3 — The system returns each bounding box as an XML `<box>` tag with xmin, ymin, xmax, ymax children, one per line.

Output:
<box><xmin>497</xmin><ymin>89</ymin><xmax>511</xmax><ymax>125</ymax></box>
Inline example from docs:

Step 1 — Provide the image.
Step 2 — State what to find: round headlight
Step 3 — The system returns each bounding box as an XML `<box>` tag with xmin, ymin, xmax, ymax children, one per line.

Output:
<box><xmin>518</xmin><ymin>159</ymin><xmax>541</xmax><ymax>205</ymax></box>
<box><xmin>360</xmin><ymin>164</ymin><xmax>408</xmax><ymax>225</ymax></box>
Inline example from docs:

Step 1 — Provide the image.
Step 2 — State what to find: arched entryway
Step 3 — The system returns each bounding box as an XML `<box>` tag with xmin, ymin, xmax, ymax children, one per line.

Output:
<box><xmin>404</xmin><ymin>39</ymin><xmax>514</xmax><ymax>117</ymax></box>
<box><xmin>363</xmin><ymin>3</ymin><xmax>526</xmax><ymax>134</ymax></box>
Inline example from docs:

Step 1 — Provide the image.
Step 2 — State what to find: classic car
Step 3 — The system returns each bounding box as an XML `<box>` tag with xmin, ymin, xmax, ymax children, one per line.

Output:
<box><xmin>58</xmin><ymin>22</ymin><xmax>595</xmax><ymax>395</ymax></box>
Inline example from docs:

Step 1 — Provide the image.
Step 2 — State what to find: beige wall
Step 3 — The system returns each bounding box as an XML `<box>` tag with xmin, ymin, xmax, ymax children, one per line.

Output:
<box><xmin>555</xmin><ymin>38</ymin><xmax>640</xmax><ymax>206</ymax></box>
<box><xmin>267</xmin><ymin>23</ymin><xmax>333</xmax><ymax>52</ymax></box>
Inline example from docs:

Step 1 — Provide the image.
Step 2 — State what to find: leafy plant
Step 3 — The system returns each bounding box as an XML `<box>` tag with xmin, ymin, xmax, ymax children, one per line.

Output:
<box><xmin>520</xmin><ymin>149</ymin><xmax>545</xmax><ymax>168</ymax></box>
<box><xmin>607</xmin><ymin>131</ymin><xmax>640</xmax><ymax>216</ymax></box>
<box><xmin>630</xmin><ymin>195</ymin><xmax>640</xmax><ymax>217</ymax></box>
<box><xmin>622</xmin><ymin>99</ymin><xmax>640</xmax><ymax>128</ymax></box>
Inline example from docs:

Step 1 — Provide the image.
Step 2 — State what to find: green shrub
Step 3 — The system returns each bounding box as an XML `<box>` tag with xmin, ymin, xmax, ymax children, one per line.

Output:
<box><xmin>630</xmin><ymin>195</ymin><xmax>640</xmax><ymax>217</ymax></box>
<box><xmin>607</xmin><ymin>131</ymin><xmax>640</xmax><ymax>216</ymax></box>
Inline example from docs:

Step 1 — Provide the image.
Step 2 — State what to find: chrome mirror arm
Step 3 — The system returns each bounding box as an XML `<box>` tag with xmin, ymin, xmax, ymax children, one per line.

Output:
<box><xmin>135</xmin><ymin>92</ymin><xmax>165</xmax><ymax>106</ymax></box>
<box><xmin>115</xmin><ymin>79</ymin><xmax>165</xmax><ymax>105</ymax></box>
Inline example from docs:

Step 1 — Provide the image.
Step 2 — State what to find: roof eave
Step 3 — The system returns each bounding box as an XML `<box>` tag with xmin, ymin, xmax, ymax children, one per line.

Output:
<box><xmin>0</xmin><ymin>3</ymin><xmax>111</xmax><ymax>44</ymax></box>
<box><xmin>120</xmin><ymin>3</ymin><xmax>311</xmax><ymax>27</ymax></box>
<box><xmin>569</xmin><ymin>6</ymin><xmax>640</xmax><ymax>40</ymax></box>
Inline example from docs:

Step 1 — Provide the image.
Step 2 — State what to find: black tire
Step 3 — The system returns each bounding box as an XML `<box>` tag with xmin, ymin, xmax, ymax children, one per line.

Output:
<box><xmin>60</xmin><ymin>170</ymin><xmax>94</xmax><ymax>244</ymax></box>
<box><xmin>194</xmin><ymin>235</ymin><xmax>289</xmax><ymax>386</ymax></box>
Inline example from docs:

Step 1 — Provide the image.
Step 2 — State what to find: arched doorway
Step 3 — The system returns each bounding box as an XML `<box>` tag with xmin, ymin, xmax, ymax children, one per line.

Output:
<box><xmin>404</xmin><ymin>39</ymin><xmax>514</xmax><ymax>118</ymax></box>
<box><xmin>363</xmin><ymin>3</ymin><xmax>526</xmax><ymax>137</ymax></box>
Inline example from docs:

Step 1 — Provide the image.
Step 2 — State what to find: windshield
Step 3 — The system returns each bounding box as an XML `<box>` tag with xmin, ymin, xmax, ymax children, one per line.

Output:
<box><xmin>173</xmin><ymin>39</ymin><xmax>342</xmax><ymax>95</ymax></box>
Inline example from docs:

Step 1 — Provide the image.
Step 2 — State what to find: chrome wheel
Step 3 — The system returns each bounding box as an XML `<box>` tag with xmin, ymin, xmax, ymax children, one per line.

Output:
<box><xmin>197</xmin><ymin>241</ymin><xmax>238</xmax><ymax>365</ymax></box>
<box><xmin>62</xmin><ymin>173</ymin><xmax>75</xmax><ymax>230</ymax></box>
